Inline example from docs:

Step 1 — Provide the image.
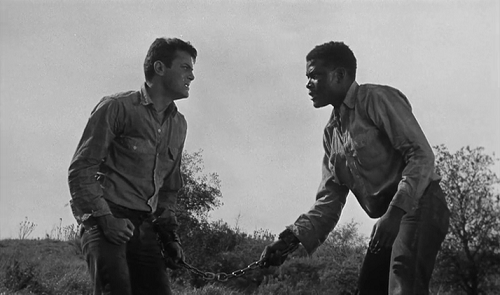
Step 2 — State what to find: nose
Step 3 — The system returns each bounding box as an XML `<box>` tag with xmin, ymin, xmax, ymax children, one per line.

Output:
<box><xmin>306</xmin><ymin>79</ymin><xmax>313</xmax><ymax>89</ymax></box>
<box><xmin>188</xmin><ymin>72</ymin><xmax>195</xmax><ymax>81</ymax></box>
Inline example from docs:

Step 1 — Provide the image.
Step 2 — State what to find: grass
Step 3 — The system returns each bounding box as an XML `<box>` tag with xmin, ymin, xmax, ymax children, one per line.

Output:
<box><xmin>0</xmin><ymin>238</ymin><xmax>357</xmax><ymax>295</ymax></box>
<box><xmin>0</xmin><ymin>238</ymin><xmax>249</xmax><ymax>295</ymax></box>
<box><xmin>0</xmin><ymin>238</ymin><xmax>91</xmax><ymax>295</ymax></box>
<box><xmin>3</xmin><ymin>229</ymin><xmax>494</xmax><ymax>294</ymax></box>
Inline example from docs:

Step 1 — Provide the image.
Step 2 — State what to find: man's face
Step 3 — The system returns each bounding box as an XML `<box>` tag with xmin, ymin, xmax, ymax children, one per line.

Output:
<box><xmin>162</xmin><ymin>50</ymin><xmax>195</xmax><ymax>100</ymax></box>
<box><xmin>306</xmin><ymin>59</ymin><xmax>341</xmax><ymax>108</ymax></box>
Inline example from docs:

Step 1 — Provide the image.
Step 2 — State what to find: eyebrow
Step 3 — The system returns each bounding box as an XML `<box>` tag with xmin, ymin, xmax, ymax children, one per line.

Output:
<box><xmin>181</xmin><ymin>63</ymin><xmax>193</xmax><ymax>70</ymax></box>
<box><xmin>306</xmin><ymin>68</ymin><xmax>316</xmax><ymax>77</ymax></box>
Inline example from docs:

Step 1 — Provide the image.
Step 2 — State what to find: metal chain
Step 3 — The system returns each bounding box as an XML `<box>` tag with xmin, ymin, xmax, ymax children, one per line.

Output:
<box><xmin>179</xmin><ymin>259</ymin><xmax>262</xmax><ymax>282</ymax></box>
<box><xmin>178</xmin><ymin>242</ymin><xmax>299</xmax><ymax>282</ymax></box>
<box><xmin>157</xmin><ymin>233</ymin><xmax>299</xmax><ymax>282</ymax></box>
<box><xmin>175</xmin><ymin>242</ymin><xmax>298</xmax><ymax>282</ymax></box>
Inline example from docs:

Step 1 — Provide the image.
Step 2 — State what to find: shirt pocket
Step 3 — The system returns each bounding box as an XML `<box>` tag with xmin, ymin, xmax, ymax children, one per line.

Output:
<box><xmin>118</xmin><ymin>136</ymin><xmax>155</xmax><ymax>155</ymax></box>
<box><xmin>167</xmin><ymin>146</ymin><xmax>179</xmax><ymax>161</ymax></box>
<box><xmin>349</xmin><ymin>129</ymin><xmax>385</xmax><ymax>168</ymax></box>
<box><xmin>351</xmin><ymin>132</ymin><xmax>370</xmax><ymax>152</ymax></box>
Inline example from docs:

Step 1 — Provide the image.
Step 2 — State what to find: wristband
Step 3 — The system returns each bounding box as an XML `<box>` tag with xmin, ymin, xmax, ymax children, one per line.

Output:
<box><xmin>152</xmin><ymin>219</ymin><xmax>181</xmax><ymax>244</ymax></box>
<box><xmin>278</xmin><ymin>228</ymin><xmax>300</xmax><ymax>246</ymax></box>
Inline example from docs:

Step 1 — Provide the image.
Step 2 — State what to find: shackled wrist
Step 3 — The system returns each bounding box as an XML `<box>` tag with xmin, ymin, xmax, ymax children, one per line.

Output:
<box><xmin>278</xmin><ymin>228</ymin><xmax>300</xmax><ymax>246</ymax></box>
<box><xmin>386</xmin><ymin>205</ymin><xmax>406</xmax><ymax>220</ymax></box>
<box><xmin>152</xmin><ymin>219</ymin><xmax>181</xmax><ymax>244</ymax></box>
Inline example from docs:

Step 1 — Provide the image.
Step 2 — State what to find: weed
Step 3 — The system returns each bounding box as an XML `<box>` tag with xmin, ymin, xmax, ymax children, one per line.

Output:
<box><xmin>18</xmin><ymin>217</ymin><xmax>37</xmax><ymax>240</ymax></box>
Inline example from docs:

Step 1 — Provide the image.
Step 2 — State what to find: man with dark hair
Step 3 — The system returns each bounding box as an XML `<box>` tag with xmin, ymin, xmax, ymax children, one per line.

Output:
<box><xmin>260</xmin><ymin>41</ymin><xmax>450</xmax><ymax>295</ymax></box>
<box><xmin>68</xmin><ymin>37</ymin><xmax>197</xmax><ymax>295</ymax></box>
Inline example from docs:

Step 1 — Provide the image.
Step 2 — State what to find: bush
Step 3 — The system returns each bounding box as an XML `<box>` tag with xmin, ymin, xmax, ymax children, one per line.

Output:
<box><xmin>4</xmin><ymin>257</ymin><xmax>40</xmax><ymax>292</ymax></box>
<box><xmin>0</xmin><ymin>239</ymin><xmax>91</xmax><ymax>295</ymax></box>
<box><xmin>0</xmin><ymin>220</ymin><xmax>368</xmax><ymax>294</ymax></box>
<box><xmin>175</xmin><ymin>218</ymin><xmax>275</xmax><ymax>291</ymax></box>
<box><xmin>255</xmin><ymin>221</ymin><xmax>367</xmax><ymax>295</ymax></box>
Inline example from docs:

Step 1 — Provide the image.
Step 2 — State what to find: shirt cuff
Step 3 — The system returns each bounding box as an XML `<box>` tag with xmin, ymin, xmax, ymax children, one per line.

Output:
<box><xmin>70</xmin><ymin>196</ymin><xmax>112</xmax><ymax>224</ymax></box>
<box><xmin>389</xmin><ymin>188</ymin><xmax>413</xmax><ymax>214</ymax></box>
<box><xmin>89</xmin><ymin>197</ymin><xmax>112</xmax><ymax>216</ymax></box>
<box><xmin>286</xmin><ymin>223</ymin><xmax>321</xmax><ymax>255</ymax></box>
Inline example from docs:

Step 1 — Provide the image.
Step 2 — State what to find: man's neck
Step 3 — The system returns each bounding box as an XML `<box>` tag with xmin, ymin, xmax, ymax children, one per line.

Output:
<box><xmin>333</xmin><ymin>79</ymin><xmax>355</xmax><ymax>108</ymax></box>
<box><xmin>145</xmin><ymin>82</ymin><xmax>174</xmax><ymax>112</ymax></box>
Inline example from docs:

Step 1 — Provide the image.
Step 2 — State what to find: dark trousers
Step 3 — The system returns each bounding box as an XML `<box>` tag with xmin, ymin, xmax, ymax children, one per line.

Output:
<box><xmin>357</xmin><ymin>181</ymin><xmax>450</xmax><ymax>295</ymax></box>
<box><xmin>81</xmin><ymin>202</ymin><xmax>171</xmax><ymax>295</ymax></box>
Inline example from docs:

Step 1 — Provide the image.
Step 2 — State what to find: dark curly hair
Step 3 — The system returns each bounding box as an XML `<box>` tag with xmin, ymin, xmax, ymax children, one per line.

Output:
<box><xmin>144</xmin><ymin>38</ymin><xmax>198</xmax><ymax>82</ymax></box>
<box><xmin>306</xmin><ymin>41</ymin><xmax>357</xmax><ymax>79</ymax></box>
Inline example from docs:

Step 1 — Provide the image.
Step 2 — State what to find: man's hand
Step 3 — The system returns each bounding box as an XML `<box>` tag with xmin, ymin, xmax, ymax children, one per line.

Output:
<box><xmin>369</xmin><ymin>205</ymin><xmax>405</xmax><ymax>253</ymax></box>
<box><xmin>96</xmin><ymin>215</ymin><xmax>135</xmax><ymax>245</ymax></box>
<box><xmin>260</xmin><ymin>239</ymin><xmax>291</xmax><ymax>268</ymax></box>
<box><xmin>152</xmin><ymin>218</ymin><xmax>184</xmax><ymax>270</ymax></box>
<box><xmin>260</xmin><ymin>228</ymin><xmax>300</xmax><ymax>268</ymax></box>
<box><xmin>164</xmin><ymin>241</ymin><xmax>185</xmax><ymax>270</ymax></box>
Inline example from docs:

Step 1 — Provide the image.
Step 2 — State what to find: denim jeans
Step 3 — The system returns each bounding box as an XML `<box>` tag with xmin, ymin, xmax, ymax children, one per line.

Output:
<box><xmin>357</xmin><ymin>181</ymin><xmax>450</xmax><ymax>295</ymax></box>
<box><xmin>81</xmin><ymin>202</ymin><xmax>171</xmax><ymax>295</ymax></box>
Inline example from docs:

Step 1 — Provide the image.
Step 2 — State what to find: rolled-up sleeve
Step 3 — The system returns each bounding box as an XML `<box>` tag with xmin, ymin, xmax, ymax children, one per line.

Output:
<box><xmin>68</xmin><ymin>97</ymin><xmax>122</xmax><ymax>221</ymax></box>
<box><xmin>289</xmin><ymin>153</ymin><xmax>349</xmax><ymax>254</ymax></box>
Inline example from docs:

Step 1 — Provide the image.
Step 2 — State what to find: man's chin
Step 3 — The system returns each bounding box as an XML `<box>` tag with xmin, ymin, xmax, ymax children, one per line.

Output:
<box><xmin>174</xmin><ymin>93</ymin><xmax>189</xmax><ymax>101</ymax></box>
<box><xmin>312</xmin><ymin>100</ymin><xmax>327</xmax><ymax>108</ymax></box>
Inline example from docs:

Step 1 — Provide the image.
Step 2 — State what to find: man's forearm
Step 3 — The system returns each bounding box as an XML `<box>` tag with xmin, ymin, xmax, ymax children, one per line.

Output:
<box><xmin>70</xmin><ymin>195</ymin><xmax>112</xmax><ymax>225</ymax></box>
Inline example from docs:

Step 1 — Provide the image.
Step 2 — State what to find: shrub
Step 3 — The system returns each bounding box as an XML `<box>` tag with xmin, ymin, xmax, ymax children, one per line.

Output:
<box><xmin>0</xmin><ymin>239</ymin><xmax>91</xmax><ymax>295</ymax></box>
<box><xmin>1</xmin><ymin>220</ymin><xmax>368</xmax><ymax>294</ymax></box>
<box><xmin>255</xmin><ymin>221</ymin><xmax>366</xmax><ymax>295</ymax></box>
<box><xmin>4</xmin><ymin>257</ymin><xmax>40</xmax><ymax>292</ymax></box>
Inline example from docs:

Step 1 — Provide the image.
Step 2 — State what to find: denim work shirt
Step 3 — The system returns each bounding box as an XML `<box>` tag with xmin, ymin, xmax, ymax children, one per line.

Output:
<box><xmin>289</xmin><ymin>82</ymin><xmax>440</xmax><ymax>254</ymax></box>
<box><xmin>68</xmin><ymin>84</ymin><xmax>186</xmax><ymax>231</ymax></box>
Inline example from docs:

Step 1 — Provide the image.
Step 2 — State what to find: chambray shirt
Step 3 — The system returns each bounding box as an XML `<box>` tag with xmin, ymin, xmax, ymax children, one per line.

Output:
<box><xmin>289</xmin><ymin>82</ymin><xmax>439</xmax><ymax>254</ymax></box>
<box><xmin>68</xmin><ymin>84</ymin><xmax>186</xmax><ymax>230</ymax></box>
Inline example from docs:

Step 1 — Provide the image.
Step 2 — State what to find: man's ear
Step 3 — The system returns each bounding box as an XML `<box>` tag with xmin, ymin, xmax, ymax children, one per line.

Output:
<box><xmin>154</xmin><ymin>61</ymin><xmax>165</xmax><ymax>76</ymax></box>
<box><xmin>328</xmin><ymin>68</ymin><xmax>345</xmax><ymax>84</ymax></box>
<box><xmin>335</xmin><ymin>68</ymin><xmax>346</xmax><ymax>81</ymax></box>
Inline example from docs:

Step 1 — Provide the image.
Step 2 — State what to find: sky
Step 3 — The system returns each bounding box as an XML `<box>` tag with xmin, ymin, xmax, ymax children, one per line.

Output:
<box><xmin>1</xmin><ymin>0</ymin><xmax>499</xmax><ymax>240</ymax></box>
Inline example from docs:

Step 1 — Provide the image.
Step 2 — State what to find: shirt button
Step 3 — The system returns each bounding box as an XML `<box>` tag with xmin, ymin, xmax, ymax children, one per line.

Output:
<box><xmin>158</xmin><ymin>129</ymin><xmax>161</xmax><ymax>133</ymax></box>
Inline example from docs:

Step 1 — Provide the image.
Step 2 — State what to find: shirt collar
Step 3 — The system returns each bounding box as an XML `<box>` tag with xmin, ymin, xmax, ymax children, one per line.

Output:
<box><xmin>140</xmin><ymin>83</ymin><xmax>154</xmax><ymax>106</ymax></box>
<box><xmin>328</xmin><ymin>81</ymin><xmax>358</xmax><ymax>128</ymax></box>
<box><xmin>140</xmin><ymin>83</ymin><xmax>179</xmax><ymax>117</ymax></box>
<box><xmin>342</xmin><ymin>81</ymin><xmax>359</xmax><ymax>110</ymax></box>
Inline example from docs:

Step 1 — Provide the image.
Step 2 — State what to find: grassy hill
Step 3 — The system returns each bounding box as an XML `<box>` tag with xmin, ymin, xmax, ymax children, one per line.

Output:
<box><xmin>0</xmin><ymin>232</ymin><xmax>363</xmax><ymax>295</ymax></box>
<box><xmin>4</xmin><ymin>220</ymin><xmax>487</xmax><ymax>295</ymax></box>
<box><xmin>0</xmin><ymin>224</ymin><xmax>365</xmax><ymax>295</ymax></box>
<box><xmin>0</xmin><ymin>238</ymin><xmax>245</xmax><ymax>295</ymax></box>
<box><xmin>0</xmin><ymin>238</ymin><xmax>90</xmax><ymax>295</ymax></box>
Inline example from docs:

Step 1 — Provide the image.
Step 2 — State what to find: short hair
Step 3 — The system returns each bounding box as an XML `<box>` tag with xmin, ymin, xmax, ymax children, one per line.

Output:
<box><xmin>144</xmin><ymin>38</ymin><xmax>198</xmax><ymax>82</ymax></box>
<box><xmin>306</xmin><ymin>41</ymin><xmax>357</xmax><ymax>79</ymax></box>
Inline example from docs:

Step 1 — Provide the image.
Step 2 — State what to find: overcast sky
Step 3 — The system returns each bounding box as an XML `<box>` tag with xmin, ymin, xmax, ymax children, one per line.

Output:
<box><xmin>1</xmin><ymin>0</ymin><xmax>499</xmax><ymax>240</ymax></box>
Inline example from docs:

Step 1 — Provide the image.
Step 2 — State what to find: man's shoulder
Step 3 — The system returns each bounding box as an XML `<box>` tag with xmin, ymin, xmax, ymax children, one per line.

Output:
<box><xmin>173</xmin><ymin>108</ymin><xmax>188</xmax><ymax>128</ymax></box>
<box><xmin>357</xmin><ymin>83</ymin><xmax>411</xmax><ymax>110</ymax></box>
<box><xmin>91</xmin><ymin>89</ymin><xmax>142</xmax><ymax>116</ymax></box>
<box><xmin>358</xmin><ymin>83</ymin><xmax>402</xmax><ymax>97</ymax></box>
<box><xmin>101</xmin><ymin>90</ymin><xmax>141</xmax><ymax>104</ymax></box>
<box><xmin>176</xmin><ymin>110</ymin><xmax>186</xmax><ymax>121</ymax></box>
